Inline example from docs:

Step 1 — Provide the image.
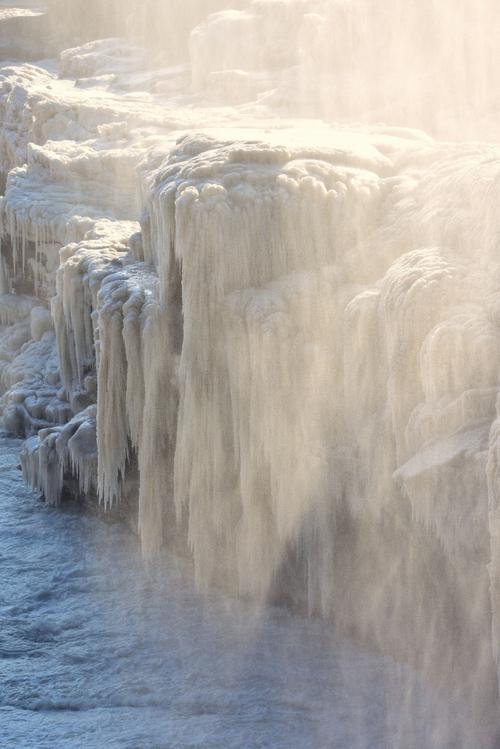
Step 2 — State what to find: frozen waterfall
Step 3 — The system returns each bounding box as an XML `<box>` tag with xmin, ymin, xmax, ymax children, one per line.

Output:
<box><xmin>0</xmin><ymin>1</ymin><xmax>500</xmax><ymax>746</ymax></box>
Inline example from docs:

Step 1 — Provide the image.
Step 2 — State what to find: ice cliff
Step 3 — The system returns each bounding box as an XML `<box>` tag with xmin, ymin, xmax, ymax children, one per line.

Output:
<box><xmin>1</xmin><ymin>1</ymin><xmax>500</xmax><ymax>744</ymax></box>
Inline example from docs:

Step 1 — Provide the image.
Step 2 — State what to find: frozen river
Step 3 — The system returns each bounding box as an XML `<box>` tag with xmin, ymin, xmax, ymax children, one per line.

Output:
<box><xmin>0</xmin><ymin>434</ymin><xmax>480</xmax><ymax>749</ymax></box>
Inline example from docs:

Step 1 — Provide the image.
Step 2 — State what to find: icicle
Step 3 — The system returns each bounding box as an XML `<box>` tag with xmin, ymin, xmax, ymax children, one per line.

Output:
<box><xmin>123</xmin><ymin>286</ymin><xmax>148</xmax><ymax>450</ymax></box>
<box><xmin>138</xmin><ymin>301</ymin><xmax>176</xmax><ymax>557</ymax></box>
<box><xmin>96</xmin><ymin>293</ymin><xmax>129</xmax><ymax>508</ymax></box>
<box><xmin>68</xmin><ymin>415</ymin><xmax>98</xmax><ymax>497</ymax></box>
<box><xmin>21</xmin><ymin>433</ymin><xmax>64</xmax><ymax>506</ymax></box>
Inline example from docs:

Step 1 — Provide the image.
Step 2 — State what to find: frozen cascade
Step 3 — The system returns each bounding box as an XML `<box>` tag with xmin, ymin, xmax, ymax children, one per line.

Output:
<box><xmin>1</xmin><ymin>1</ymin><xmax>500</xmax><ymax>746</ymax></box>
<box><xmin>137</xmin><ymin>133</ymin><xmax>500</xmax><ymax>601</ymax></box>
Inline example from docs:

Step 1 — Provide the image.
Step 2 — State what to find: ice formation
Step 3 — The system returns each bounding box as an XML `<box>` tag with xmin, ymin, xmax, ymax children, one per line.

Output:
<box><xmin>1</xmin><ymin>1</ymin><xmax>500</xmax><ymax>745</ymax></box>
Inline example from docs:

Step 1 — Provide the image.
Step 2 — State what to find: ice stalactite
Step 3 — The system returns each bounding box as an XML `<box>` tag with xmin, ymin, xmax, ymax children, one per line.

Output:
<box><xmin>141</xmin><ymin>134</ymin><xmax>387</xmax><ymax>596</ymax></box>
<box><xmin>137</xmin><ymin>300</ymin><xmax>178</xmax><ymax>557</ymax></box>
<box><xmin>52</xmin><ymin>234</ymin><xmax>130</xmax><ymax>392</ymax></box>
<box><xmin>96</xmin><ymin>283</ymin><xmax>129</xmax><ymax>507</ymax></box>
<box><xmin>21</xmin><ymin>432</ymin><xmax>63</xmax><ymax>506</ymax></box>
<box><xmin>95</xmin><ymin>261</ymin><xmax>156</xmax><ymax>508</ymax></box>
<box><xmin>21</xmin><ymin>406</ymin><xmax>98</xmax><ymax>506</ymax></box>
<box><xmin>122</xmin><ymin>286</ymin><xmax>148</xmax><ymax>450</ymax></box>
<box><xmin>22</xmin><ymin>237</ymin><xmax>155</xmax><ymax>511</ymax></box>
<box><xmin>0</xmin><ymin>140</ymin><xmax>141</xmax><ymax>276</ymax></box>
<box><xmin>49</xmin><ymin>223</ymin><xmax>156</xmax><ymax>510</ymax></box>
<box><xmin>131</xmin><ymin>131</ymin><xmax>500</xmax><ymax>646</ymax></box>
